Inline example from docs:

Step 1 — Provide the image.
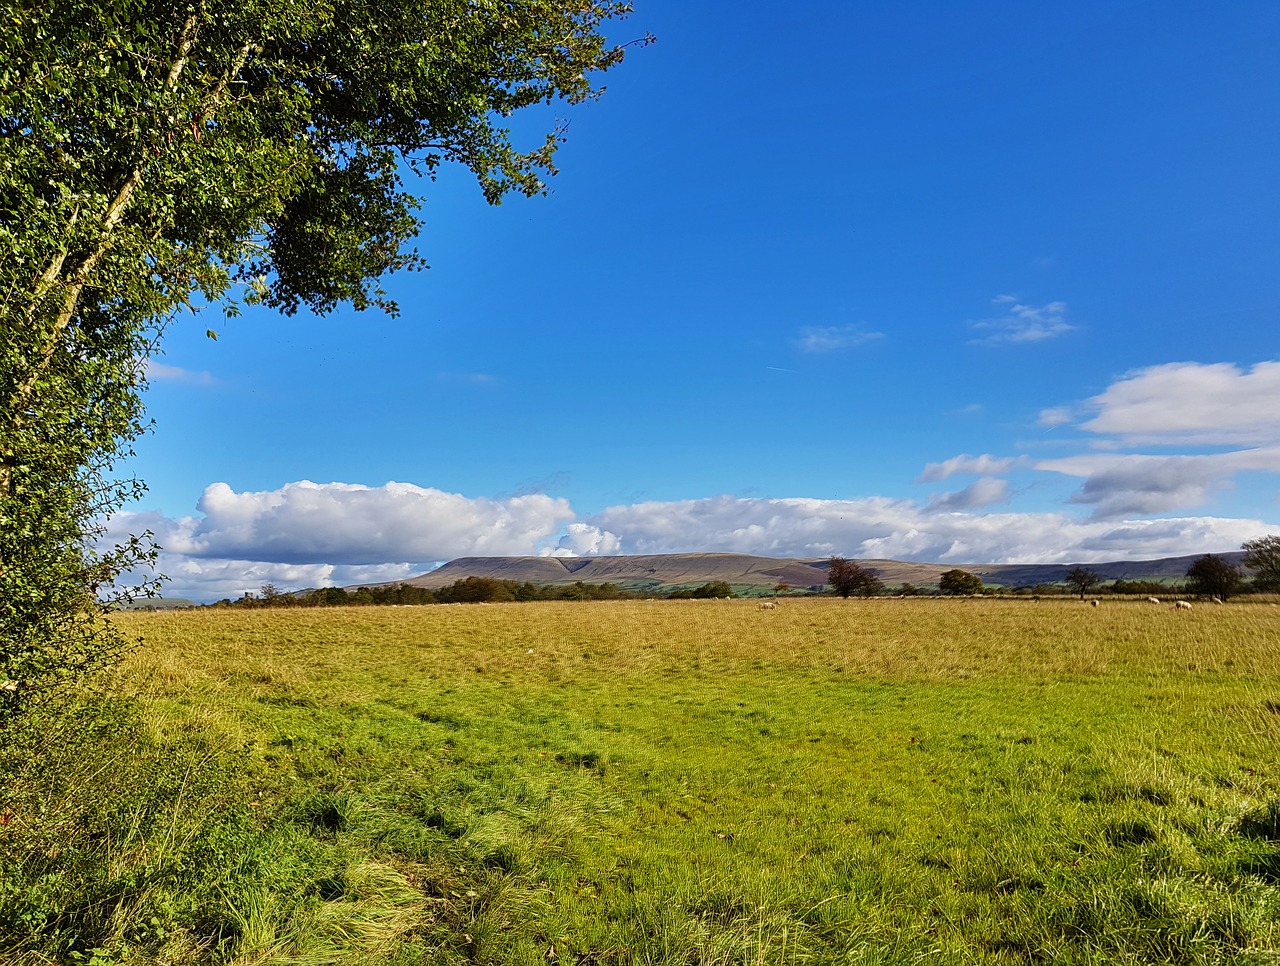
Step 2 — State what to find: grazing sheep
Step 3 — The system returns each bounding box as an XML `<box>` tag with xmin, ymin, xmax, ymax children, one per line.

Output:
<box><xmin>758</xmin><ymin>600</ymin><xmax>777</xmax><ymax>611</ymax></box>
<box><xmin>1213</xmin><ymin>597</ymin><xmax>1224</xmax><ymax>605</ymax></box>
<box><xmin>1090</xmin><ymin>599</ymin><xmax>1099</xmax><ymax>607</ymax></box>
<box><xmin>1147</xmin><ymin>597</ymin><xmax>1161</xmax><ymax>604</ymax></box>
<box><xmin>1175</xmin><ymin>600</ymin><xmax>1192</xmax><ymax>610</ymax></box>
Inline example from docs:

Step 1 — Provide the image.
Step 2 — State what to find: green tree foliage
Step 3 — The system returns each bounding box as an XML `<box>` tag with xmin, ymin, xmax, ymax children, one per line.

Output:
<box><xmin>694</xmin><ymin>581</ymin><xmax>735</xmax><ymax>599</ymax></box>
<box><xmin>227</xmin><ymin>578</ymin><xmax>640</xmax><ymax>607</ymax></box>
<box><xmin>0</xmin><ymin>1</ymin><xmax>640</xmax><ymax>710</ymax></box>
<box><xmin>826</xmin><ymin>557</ymin><xmax>885</xmax><ymax>598</ymax></box>
<box><xmin>1110</xmin><ymin>579</ymin><xmax>1174</xmax><ymax>597</ymax></box>
<box><xmin>1242</xmin><ymin>535</ymin><xmax>1280</xmax><ymax>592</ymax></box>
<box><xmin>668</xmin><ymin>581</ymin><xmax>736</xmax><ymax>600</ymax></box>
<box><xmin>938</xmin><ymin>569</ymin><xmax>984</xmax><ymax>596</ymax></box>
<box><xmin>1065</xmin><ymin>567</ymin><xmax>1102</xmax><ymax>600</ymax></box>
<box><xmin>1185</xmin><ymin>554</ymin><xmax>1243</xmax><ymax>601</ymax></box>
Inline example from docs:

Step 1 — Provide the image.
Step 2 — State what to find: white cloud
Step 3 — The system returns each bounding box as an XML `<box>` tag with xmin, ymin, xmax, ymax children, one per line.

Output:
<box><xmin>1079</xmin><ymin>361</ymin><xmax>1280</xmax><ymax>445</ymax></box>
<box><xmin>105</xmin><ymin>480</ymin><xmax>576</xmax><ymax>600</ymax></box>
<box><xmin>437</xmin><ymin>372</ymin><xmax>499</xmax><ymax>386</ymax></box>
<box><xmin>918</xmin><ymin>453</ymin><xmax>1025</xmax><ymax>482</ymax></box>
<box><xmin>927</xmin><ymin>477</ymin><xmax>1010</xmax><ymax>510</ymax></box>
<box><xmin>583</xmin><ymin>495</ymin><xmax>1273</xmax><ymax>565</ymax></box>
<box><xmin>184</xmin><ymin>481</ymin><xmax>574</xmax><ymax>564</ymax></box>
<box><xmin>796</xmin><ymin>324</ymin><xmax>884</xmax><ymax>353</ymax></box>
<box><xmin>1026</xmin><ymin>360</ymin><xmax>1280</xmax><ymax>516</ymax></box>
<box><xmin>1038</xmin><ymin>407</ymin><xmax>1073</xmax><ymax>427</ymax></box>
<box><xmin>543</xmin><ymin>523</ymin><xmax>623</xmax><ymax>557</ymax></box>
<box><xmin>143</xmin><ymin>360</ymin><xmax>217</xmax><ymax>386</ymax></box>
<box><xmin>970</xmin><ymin>297</ymin><xmax>1074</xmax><ymax>346</ymax></box>
<box><xmin>1058</xmin><ymin>456</ymin><xmax>1223</xmax><ymax>518</ymax></box>
<box><xmin>1037</xmin><ymin>448</ymin><xmax>1280</xmax><ymax>519</ymax></box>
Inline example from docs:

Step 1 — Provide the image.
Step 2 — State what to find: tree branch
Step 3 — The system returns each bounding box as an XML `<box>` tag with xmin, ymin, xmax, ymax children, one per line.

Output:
<box><xmin>2</xmin><ymin>14</ymin><xmax>203</xmax><ymax>496</ymax></box>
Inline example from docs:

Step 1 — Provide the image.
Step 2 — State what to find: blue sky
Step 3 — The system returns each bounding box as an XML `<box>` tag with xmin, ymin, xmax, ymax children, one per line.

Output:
<box><xmin>113</xmin><ymin>1</ymin><xmax>1280</xmax><ymax>601</ymax></box>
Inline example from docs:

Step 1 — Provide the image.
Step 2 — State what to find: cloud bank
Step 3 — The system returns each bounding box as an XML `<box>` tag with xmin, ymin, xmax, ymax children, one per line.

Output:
<box><xmin>1025</xmin><ymin>360</ymin><xmax>1280</xmax><ymax>518</ymax></box>
<box><xmin>105</xmin><ymin>359</ymin><xmax>1280</xmax><ymax>601</ymax></box>
<box><xmin>107</xmin><ymin>482</ymin><xmax>1276</xmax><ymax>602</ymax></box>
<box><xmin>106</xmin><ymin>481</ymin><xmax>575</xmax><ymax>601</ymax></box>
<box><xmin>1078</xmin><ymin>361</ymin><xmax>1280</xmax><ymax>446</ymax></box>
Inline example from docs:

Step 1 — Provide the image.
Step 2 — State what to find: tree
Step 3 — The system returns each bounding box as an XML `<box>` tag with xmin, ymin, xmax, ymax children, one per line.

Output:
<box><xmin>1242</xmin><ymin>535</ymin><xmax>1280</xmax><ymax>592</ymax></box>
<box><xmin>260</xmin><ymin>582</ymin><xmax>291</xmax><ymax>605</ymax></box>
<box><xmin>938</xmin><ymin>569</ymin><xmax>983</xmax><ymax>596</ymax></box>
<box><xmin>1111</xmin><ymin>578</ymin><xmax>1168</xmax><ymax>597</ymax></box>
<box><xmin>1185</xmin><ymin>554</ymin><xmax>1243</xmax><ymax>601</ymax></box>
<box><xmin>1064</xmin><ymin>567</ymin><xmax>1102</xmax><ymax>600</ymax></box>
<box><xmin>1</xmin><ymin>2</ymin><xmax>641</xmax><ymax>712</ymax></box>
<box><xmin>670</xmin><ymin>581</ymin><xmax>736</xmax><ymax>600</ymax></box>
<box><xmin>692</xmin><ymin>581</ymin><xmax>735</xmax><ymax>599</ymax></box>
<box><xmin>827</xmin><ymin>557</ymin><xmax>885</xmax><ymax>598</ymax></box>
<box><xmin>438</xmin><ymin>577</ymin><xmax>516</xmax><ymax>604</ymax></box>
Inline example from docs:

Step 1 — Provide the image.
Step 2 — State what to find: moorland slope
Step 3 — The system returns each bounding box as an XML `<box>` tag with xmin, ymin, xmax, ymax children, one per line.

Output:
<box><xmin>385</xmin><ymin>550</ymin><xmax>1247</xmax><ymax>592</ymax></box>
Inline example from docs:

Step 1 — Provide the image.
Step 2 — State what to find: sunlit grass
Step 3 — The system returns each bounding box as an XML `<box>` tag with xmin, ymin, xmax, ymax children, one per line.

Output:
<box><xmin>4</xmin><ymin>598</ymin><xmax>1279</xmax><ymax>963</ymax></box>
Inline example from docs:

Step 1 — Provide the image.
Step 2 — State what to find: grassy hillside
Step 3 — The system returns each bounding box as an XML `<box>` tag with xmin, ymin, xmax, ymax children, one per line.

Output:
<box><xmin>3</xmin><ymin>599</ymin><xmax>1279</xmax><ymax>963</ymax></box>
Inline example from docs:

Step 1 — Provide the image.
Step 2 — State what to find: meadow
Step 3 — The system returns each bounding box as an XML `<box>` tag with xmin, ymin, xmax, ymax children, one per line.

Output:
<box><xmin>2</xmin><ymin>598</ymin><xmax>1279</xmax><ymax>964</ymax></box>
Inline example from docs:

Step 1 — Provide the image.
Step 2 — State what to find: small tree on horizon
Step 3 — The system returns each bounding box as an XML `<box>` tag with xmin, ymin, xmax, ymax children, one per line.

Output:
<box><xmin>827</xmin><ymin>557</ymin><xmax>885</xmax><ymax>598</ymax></box>
<box><xmin>1065</xmin><ymin>567</ymin><xmax>1102</xmax><ymax>600</ymax></box>
<box><xmin>938</xmin><ymin>569</ymin><xmax>984</xmax><ymax>596</ymax></box>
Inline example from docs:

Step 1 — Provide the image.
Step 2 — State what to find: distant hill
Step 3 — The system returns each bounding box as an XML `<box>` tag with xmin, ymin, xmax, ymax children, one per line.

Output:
<box><xmin>366</xmin><ymin>551</ymin><xmax>1247</xmax><ymax>593</ymax></box>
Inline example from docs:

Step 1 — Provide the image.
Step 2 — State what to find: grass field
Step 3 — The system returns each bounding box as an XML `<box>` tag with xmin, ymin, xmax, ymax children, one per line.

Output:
<box><xmin>3</xmin><ymin>598</ymin><xmax>1280</xmax><ymax>964</ymax></box>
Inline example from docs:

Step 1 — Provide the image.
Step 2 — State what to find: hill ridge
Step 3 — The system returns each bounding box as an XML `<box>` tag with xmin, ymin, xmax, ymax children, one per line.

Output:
<box><xmin>364</xmin><ymin>551</ymin><xmax>1246</xmax><ymax>592</ymax></box>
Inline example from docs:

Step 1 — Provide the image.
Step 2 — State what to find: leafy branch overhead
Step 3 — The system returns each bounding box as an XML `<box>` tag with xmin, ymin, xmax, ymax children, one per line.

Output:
<box><xmin>2</xmin><ymin>1</ymin><xmax>642</xmax><ymax>327</ymax></box>
<box><xmin>0</xmin><ymin>0</ymin><xmax>643</xmax><ymax>712</ymax></box>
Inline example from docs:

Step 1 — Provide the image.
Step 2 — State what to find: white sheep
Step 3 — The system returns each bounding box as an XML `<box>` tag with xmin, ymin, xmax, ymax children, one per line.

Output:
<box><xmin>1175</xmin><ymin>600</ymin><xmax>1192</xmax><ymax>610</ymax></box>
<box><xmin>1147</xmin><ymin>597</ymin><xmax>1161</xmax><ymax>604</ymax></box>
<box><xmin>1090</xmin><ymin>599</ymin><xmax>1099</xmax><ymax>607</ymax></box>
<box><xmin>758</xmin><ymin>600</ymin><xmax>777</xmax><ymax>611</ymax></box>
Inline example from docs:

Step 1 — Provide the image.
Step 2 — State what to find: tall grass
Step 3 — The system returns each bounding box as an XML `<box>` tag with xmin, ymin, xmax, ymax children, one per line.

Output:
<box><xmin>2</xmin><ymin>599</ymin><xmax>1278</xmax><ymax>963</ymax></box>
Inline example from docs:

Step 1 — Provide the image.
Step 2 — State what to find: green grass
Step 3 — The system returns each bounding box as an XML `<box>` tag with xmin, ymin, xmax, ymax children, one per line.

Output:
<box><xmin>3</xmin><ymin>599</ymin><xmax>1279</xmax><ymax>963</ymax></box>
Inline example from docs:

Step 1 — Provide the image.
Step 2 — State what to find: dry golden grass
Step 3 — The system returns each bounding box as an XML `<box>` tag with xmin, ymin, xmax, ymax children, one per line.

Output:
<box><xmin>117</xmin><ymin>596</ymin><xmax>1280</xmax><ymax>692</ymax></box>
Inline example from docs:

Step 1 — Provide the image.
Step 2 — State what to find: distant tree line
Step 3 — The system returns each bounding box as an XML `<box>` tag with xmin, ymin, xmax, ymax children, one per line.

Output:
<box><xmin>820</xmin><ymin>537</ymin><xmax>1280</xmax><ymax>600</ymax></box>
<box><xmin>204</xmin><ymin>577</ymin><xmax>747</xmax><ymax>609</ymax></box>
